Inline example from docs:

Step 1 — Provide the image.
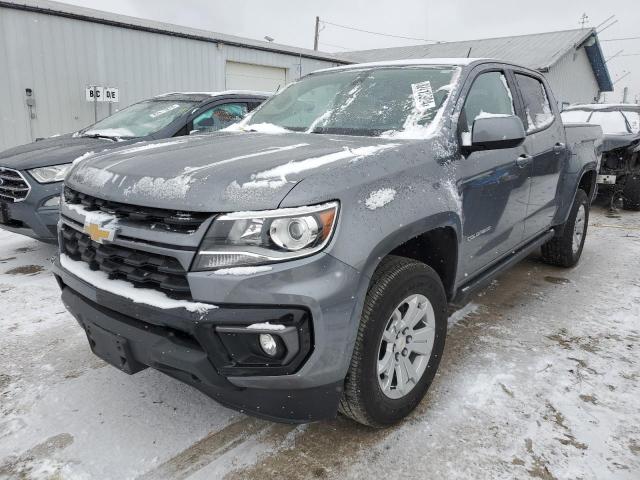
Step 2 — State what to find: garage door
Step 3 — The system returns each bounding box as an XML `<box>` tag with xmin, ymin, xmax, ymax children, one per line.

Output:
<box><xmin>225</xmin><ymin>62</ymin><xmax>287</xmax><ymax>92</ymax></box>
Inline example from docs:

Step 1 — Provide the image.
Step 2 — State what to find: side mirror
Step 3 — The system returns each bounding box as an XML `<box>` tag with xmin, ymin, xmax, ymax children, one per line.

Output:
<box><xmin>469</xmin><ymin>115</ymin><xmax>526</xmax><ymax>150</ymax></box>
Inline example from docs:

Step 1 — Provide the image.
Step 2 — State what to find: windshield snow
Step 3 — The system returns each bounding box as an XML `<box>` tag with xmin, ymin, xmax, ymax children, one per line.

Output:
<box><xmin>81</xmin><ymin>100</ymin><xmax>198</xmax><ymax>139</ymax></box>
<box><xmin>246</xmin><ymin>66</ymin><xmax>459</xmax><ymax>138</ymax></box>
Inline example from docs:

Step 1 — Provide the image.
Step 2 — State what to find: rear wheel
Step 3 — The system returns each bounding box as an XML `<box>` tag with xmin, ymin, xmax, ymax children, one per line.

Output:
<box><xmin>339</xmin><ymin>256</ymin><xmax>447</xmax><ymax>427</ymax></box>
<box><xmin>622</xmin><ymin>175</ymin><xmax>640</xmax><ymax>211</ymax></box>
<box><xmin>541</xmin><ymin>189</ymin><xmax>589</xmax><ymax>267</ymax></box>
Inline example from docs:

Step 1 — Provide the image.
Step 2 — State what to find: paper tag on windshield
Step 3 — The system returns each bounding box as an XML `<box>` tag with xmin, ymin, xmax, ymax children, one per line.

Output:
<box><xmin>411</xmin><ymin>81</ymin><xmax>436</xmax><ymax>112</ymax></box>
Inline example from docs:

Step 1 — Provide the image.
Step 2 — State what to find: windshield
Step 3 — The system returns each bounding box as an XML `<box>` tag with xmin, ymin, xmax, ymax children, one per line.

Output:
<box><xmin>246</xmin><ymin>66</ymin><xmax>459</xmax><ymax>138</ymax></box>
<box><xmin>561</xmin><ymin>109</ymin><xmax>637</xmax><ymax>135</ymax></box>
<box><xmin>81</xmin><ymin>100</ymin><xmax>198</xmax><ymax>139</ymax></box>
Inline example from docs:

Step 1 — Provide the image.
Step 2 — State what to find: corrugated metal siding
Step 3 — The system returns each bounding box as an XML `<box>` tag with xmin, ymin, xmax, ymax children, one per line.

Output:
<box><xmin>0</xmin><ymin>6</ymin><xmax>340</xmax><ymax>150</ymax></box>
<box><xmin>544</xmin><ymin>49</ymin><xmax>600</xmax><ymax>106</ymax></box>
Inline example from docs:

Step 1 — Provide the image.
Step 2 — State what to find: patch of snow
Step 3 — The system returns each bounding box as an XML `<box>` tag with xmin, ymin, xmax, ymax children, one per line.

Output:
<box><xmin>365</xmin><ymin>188</ymin><xmax>396</xmax><ymax>210</ymax></box>
<box><xmin>475</xmin><ymin>111</ymin><xmax>512</xmax><ymax>120</ymax></box>
<box><xmin>246</xmin><ymin>322</ymin><xmax>286</xmax><ymax>331</ymax></box>
<box><xmin>183</xmin><ymin>143</ymin><xmax>310</xmax><ymax>175</ymax></box>
<box><xmin>65</xmin><ymin>203</ymin><xmax>117</xmax><ymax>226</ymax></box>
<box><xmin>224</xmin><ymin>122</ymin><xmax>292</xmax><ymax>134</ymax></box>
<box><xmin>72</xmin><ymin>151</ymin><xmax>95</xmax><ymax>166</ymax></box>
<box><xmin>249</xmin><ymin>144</ymin><xmax>400</xmax><ymax>185</ymax></box>
<box><xmin>123</xmin><ymin>175</ymin><xmax>193</xmax><ymax>201</ymax></box>
<box><xmin>115</xmin><ymin>139</ymin><xmax>190</xmax><ymax>156</ymax></box>
<box><xmin>69</xmin><ymin>166</ymin><xmax>118</xmax><ymax>189</ymax></box>
<box><xmin>59</xmin><ymin>254</ymin><xmax>216</xmax><ymax>313</ymax></box>
<box><xmin>448</xmin><ymin>302</ymin><xmax>480</xmax><ymax>329</ymax></box>
<box><xmin>213</xmin><ymin>266</ymin><xmax>273</xmax><ymax>276</ymax></box>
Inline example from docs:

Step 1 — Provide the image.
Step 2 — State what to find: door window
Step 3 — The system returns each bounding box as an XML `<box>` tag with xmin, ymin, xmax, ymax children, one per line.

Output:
<box><xmin>461</xmin><ymin>72</ymin><xmax>515</xmax><ymax>144</ymax></box>
<box><xmin>192</xmin><ymin>102</ymin><xmax>248</xmax><ymax>133</ymax></box>
<box><xmin>515</xmin><ymin>74</ymin><xmax>554</xmax><ymax>132</ymax></box>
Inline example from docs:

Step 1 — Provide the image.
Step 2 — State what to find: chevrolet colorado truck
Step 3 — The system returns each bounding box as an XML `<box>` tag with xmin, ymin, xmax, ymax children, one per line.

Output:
<box><xmin>562</xmin><ymin>103</ymin><xmax>639</xmax><ymax>210</ymax></box>
<box><xmin>53</xmin><ymin>59</ymin><xmax>601</xmax><ymax>427</ymax></box>
<box><xmin>0</xmin><ymin>91</ymin><xmax>267</xmax><ymax>243</ymax></box>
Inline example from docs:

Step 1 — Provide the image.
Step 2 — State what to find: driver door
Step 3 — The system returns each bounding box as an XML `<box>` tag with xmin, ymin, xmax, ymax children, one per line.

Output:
<box><xmin>457</xmin><ymin>69</ymin><xmax>532</xmax><ymax>277</ymax></box>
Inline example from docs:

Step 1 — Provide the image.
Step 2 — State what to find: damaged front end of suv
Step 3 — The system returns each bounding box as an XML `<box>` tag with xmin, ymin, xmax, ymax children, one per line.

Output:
<box><xmin>599</xmin><ymin>134</ymin><xmax>640</xmax><ymax>210</ymax></box>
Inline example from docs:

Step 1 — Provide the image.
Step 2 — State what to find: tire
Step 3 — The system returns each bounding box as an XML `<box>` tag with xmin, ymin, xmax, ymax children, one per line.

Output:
<box><xmin>622</xmin><ymin>175</ymin><xmax>640</xmax><ymax>211</ymax></box>
<box><xmin>541</xmin><ymin>189</ymin><xmax>589</xmax><ymax>268</ymax></box>
<box><xmin>339</xmin><ymin>255</ymin><xmax>447</xmax><ymax>427</ymax></box>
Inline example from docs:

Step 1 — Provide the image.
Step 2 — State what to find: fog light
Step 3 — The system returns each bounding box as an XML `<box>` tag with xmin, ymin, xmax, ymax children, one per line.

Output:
<box><xmin>259</xmin><ymin>334</ymin><xmax>278</xmax><ymax>357</ymax></box>
<box><xmin>43</xmin><ymin>196</ymin><xmax>61</xmax><ymax>207</ymax></box>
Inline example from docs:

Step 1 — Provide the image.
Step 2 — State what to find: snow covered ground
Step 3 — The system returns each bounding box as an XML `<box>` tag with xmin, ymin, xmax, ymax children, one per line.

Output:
<box><xmin>0</xmin><ymin>204</ymin><xmax>639</xmax><ymax>479</ymax></box>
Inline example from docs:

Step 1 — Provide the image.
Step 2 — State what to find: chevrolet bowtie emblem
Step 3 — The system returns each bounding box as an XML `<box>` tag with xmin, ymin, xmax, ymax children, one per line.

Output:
<box><xmin>84</xmin><ymin>222</ymin><xmax>116</xmax><ymax>244</ymax></box>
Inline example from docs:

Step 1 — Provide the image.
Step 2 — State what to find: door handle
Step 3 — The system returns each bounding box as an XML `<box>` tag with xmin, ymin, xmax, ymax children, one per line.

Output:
<box><xmin>515</xmin><ymin>154</ymin><xmax>533</xmax><ymax>168</ymax></box>
<box><xmin>553</xmin><ymin>142</ymin><xmax>565</xmax><ymax>154</ymax></box>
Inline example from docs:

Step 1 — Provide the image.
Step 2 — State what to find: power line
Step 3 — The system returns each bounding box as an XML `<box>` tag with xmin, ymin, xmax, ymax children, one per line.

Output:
<box><xmin>320</xmin><ymin>20</ymin><xmax>436</xmax><ymax>43</ymax></box>
<box><xmin>319</xmin><ymin>42</ymin><xmax>352</xmax><ymax>51</ymax></box>
<box><xmin>601</xmin><ymin>36</ymin><xmax>640</xmax><ymax>42</ymax></box>
<box><xmin>619</xmin><ymin>53</ymin><xmax>640</xmax><ymax>57</ymax></box>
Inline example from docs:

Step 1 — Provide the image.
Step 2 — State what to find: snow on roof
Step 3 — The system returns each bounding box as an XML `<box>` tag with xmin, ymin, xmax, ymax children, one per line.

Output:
<box><xmin>565</xmin><ymin>103</ymin><xmax>640</xmax><ymax>111</ymax></box>
<box><xmin>315</xmin><ymin>58</ymin><xmax>485</xmax><ymax>74</ymax></box>
<box><xmin>154</xmin><ymin>90</ymin><xmax>272</xmax><ymax>99</ymax></box>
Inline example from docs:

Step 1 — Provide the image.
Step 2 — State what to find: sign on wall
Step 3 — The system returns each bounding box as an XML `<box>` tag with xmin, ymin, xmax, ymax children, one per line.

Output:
<box><xmin>85</xmin><ymin>86</ymin><xmax>119</xmax><ymax>103</ymax></box>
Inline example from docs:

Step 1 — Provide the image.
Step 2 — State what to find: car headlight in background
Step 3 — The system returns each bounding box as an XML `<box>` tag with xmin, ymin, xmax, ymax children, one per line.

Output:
<box><xmin>28</xmin><ymin>163</ymin><xmax>73</xmax><ymax>183</ymax></box>
<box><xmin>192</xmin><ymin>201</ymin><xmax>339</xmax><ymax>271</ymax></box>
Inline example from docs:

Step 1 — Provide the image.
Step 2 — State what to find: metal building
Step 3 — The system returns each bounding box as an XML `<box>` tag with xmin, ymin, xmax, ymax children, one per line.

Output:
<box><xmin>342</xmin><ymin>29</ymin><xmax>613</xmax><ymax>108</ymax></box>
<box><xmin>0</xmin><ymin>0</ymin><xmax>347</xmax><ymax>151</ymax></box>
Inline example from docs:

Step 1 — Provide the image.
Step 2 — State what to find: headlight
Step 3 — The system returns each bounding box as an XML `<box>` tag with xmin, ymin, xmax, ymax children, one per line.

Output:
<box><xmin>192</xmin><ymin>201</ymin><xmax>339</xmax><ymax>271</ymax></box>
<box><xmin>29</xmin><ymin>163</ymin><xmax>72</xmax><ymax>183</ymax></box>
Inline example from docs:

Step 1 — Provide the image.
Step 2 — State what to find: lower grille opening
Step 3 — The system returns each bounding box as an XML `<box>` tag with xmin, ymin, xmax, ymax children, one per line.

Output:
<box><xmin>61</xmin><ymin>224</ymin><xmax>192</xmax><ymax>300</ymax></box>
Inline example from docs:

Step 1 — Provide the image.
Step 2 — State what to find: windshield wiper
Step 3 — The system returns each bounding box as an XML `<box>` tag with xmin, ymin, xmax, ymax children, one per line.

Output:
<box><xmin>81</xmin><ymin>133</ymin><xmax>119</xmax><ymax>141</ymax></box>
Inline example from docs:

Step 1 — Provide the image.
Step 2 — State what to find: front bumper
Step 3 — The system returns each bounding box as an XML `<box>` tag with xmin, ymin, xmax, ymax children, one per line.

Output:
<box><xmin>53</xmin><ymin>251</ymin><xmax>362</xmax><ymax>423</ymax></box>
<box><xmin>0</xmin><ymin>177</ymin><xmax>62</xmax><ymax>243</ymax></box>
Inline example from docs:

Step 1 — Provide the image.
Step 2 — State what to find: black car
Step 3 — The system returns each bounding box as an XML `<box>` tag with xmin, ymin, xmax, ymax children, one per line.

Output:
<box><xmin>0</xmin><ymin>91</ymin><xmax>268</xmax><ymax>243</ymax></box>
<box><xmin>562</xmin><ymin>104</ymin><xmax>640</xmax><ymax>210</ymax></box>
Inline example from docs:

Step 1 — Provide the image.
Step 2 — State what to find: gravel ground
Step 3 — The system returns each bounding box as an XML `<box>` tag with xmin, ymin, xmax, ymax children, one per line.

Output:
<box><xmin>0</xmin><ymin>204</ymin><xmax>639</xmax><ymax>480</ymax></box>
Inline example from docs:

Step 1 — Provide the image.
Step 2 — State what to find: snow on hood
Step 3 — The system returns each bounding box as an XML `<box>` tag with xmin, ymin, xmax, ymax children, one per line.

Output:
<box><xmin>65</xmin><ymin>133</ymin><xmax>405</xmax><ymax>212</ymax></box>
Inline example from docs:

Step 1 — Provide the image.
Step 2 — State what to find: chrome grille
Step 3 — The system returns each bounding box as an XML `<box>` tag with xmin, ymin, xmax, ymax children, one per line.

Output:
<box><xmin>0</xmin><ymin>167</ymin><xmax>31</xmax><ymax>202</ymax></box>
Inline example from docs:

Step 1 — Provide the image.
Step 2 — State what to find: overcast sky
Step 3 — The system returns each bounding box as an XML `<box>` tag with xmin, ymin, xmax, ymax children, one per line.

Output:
<box><xmin>62</xmin><ymin>0</ymin><xmax>640</xmax><ymax>102</ymax></box>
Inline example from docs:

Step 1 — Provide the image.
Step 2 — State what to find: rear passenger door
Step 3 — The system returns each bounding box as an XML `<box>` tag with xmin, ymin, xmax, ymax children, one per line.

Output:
<box><xmin>457</xmin><ymin>69</ymin><xmax>531</xmax><ymax>276</ymax></box>
<box><xmin>513</xmin><ymin>73</ymin><xmax>565</xmax><ymax>238</ymax></box>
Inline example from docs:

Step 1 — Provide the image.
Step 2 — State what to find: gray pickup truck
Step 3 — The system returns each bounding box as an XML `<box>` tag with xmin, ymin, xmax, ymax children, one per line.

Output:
<box><xmin>0</xmin><ymin>91</ymin><xmax>267</xmax><ymax>243</ymax></box>
<box><xmin>53</xmin><ymin>59</ymin><xmax>601</xmax><ymax>427</ymax></box>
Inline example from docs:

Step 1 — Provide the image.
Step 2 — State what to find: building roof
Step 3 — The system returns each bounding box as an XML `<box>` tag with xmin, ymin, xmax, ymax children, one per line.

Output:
<box><xmin>0</xmin><ymin>0</ymin><xmax>349</xmax><ymax>64</ymax></box>
<box><xmin>342</xmin><ymin>28</ymin><xmax>613</xmax><ymax>92</ymax></box>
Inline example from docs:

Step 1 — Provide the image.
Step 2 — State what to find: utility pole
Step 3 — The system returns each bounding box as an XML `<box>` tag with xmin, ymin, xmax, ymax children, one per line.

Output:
<box><xmin>314</xmin><ymin>16</ymin><xmax>320</xmax><ymax>51</ymax></box>
<box><xmin>622</xmin><ymin>87</ymin><xmax>629</xmax><ymax>104</ymax></box>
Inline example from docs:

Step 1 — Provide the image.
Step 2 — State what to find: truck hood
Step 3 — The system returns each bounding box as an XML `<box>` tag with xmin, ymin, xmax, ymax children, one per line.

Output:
<box><xmin>65</xmin><ymin>132</ymin><xmax>405</xmax><ymax>212</ymax></box>
<box><xmin>0</xmin><ymin>134</ymin><xmax>130</xmax><ymax>170</ymax></box>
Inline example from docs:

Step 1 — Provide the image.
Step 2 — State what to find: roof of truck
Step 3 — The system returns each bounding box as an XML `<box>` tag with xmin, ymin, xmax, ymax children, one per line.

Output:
<box><xmin>315</xmin><ymin>58</ymin><xmax>490</xmax><ymax>73</ymax></box>
<box><xmin>154</xmin><ymin>90</ymin><xmax>271</xmax><ymax>101</ymax></box>
<box><xmin>564</xmin><ymin>103</ymin><xmax>640</xmax><ymax>111</ymax></box>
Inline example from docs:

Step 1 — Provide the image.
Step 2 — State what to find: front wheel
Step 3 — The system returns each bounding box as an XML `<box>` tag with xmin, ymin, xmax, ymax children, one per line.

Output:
<box><xmin>541</xmin><ymin>189</ymin><xmax>589</xmax><ymax>267</ymax></box>
<box><xmin>339</xmin><ymin>256</ymin><xmax>447</xmax><ymax>427</ymax></box>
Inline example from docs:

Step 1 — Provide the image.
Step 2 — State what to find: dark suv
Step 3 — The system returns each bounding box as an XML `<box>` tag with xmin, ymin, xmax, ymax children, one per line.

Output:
<box><xmin>0</xmin><ymin>91</ymin><xmax>268</xmax><ymax>243</ymax></box>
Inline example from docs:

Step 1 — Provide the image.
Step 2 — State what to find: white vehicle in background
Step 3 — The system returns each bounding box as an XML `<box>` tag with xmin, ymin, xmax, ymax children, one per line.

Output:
<box><xmin>562</xmin><ymin>104</ymin><xmax>640</xmax><ymax>210</ymax></box>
